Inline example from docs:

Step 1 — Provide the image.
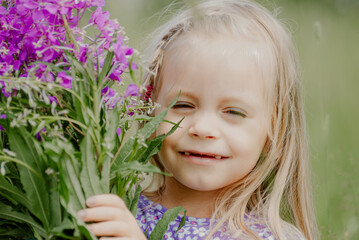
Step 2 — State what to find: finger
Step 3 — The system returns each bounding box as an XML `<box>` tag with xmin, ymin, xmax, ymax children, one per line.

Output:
<box><xmin>88</xmin><ymin>220</ymin><xmax>129</xmax><ymax>237</ymax></box>
<box><xmin>78</xmin><ymin>206</ymin><xmax>124</xmax><ymax>222</ymax></box>
<box><xmin>86</xmin><ymin>194</ymin><xmax>126</xmax><ymax>209</ymax></box>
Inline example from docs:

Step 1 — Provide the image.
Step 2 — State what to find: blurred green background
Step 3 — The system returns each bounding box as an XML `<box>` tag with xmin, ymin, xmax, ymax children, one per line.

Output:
<box><xmin>103</xmin><ymin>0</ymin><xmax>359</xmax><ymax>239</ymax></box>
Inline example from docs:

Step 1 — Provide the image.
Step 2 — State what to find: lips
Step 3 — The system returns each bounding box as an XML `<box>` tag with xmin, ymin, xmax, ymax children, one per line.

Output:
<box><xmin>179</xmin><ymin>151</ymin><xmax>228</xmax><ymax>160</ymax></box>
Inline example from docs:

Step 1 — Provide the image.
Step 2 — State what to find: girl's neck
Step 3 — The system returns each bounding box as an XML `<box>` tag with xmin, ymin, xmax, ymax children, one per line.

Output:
<box><xmin>149</xmin><ymin>177</ymin><xmax>221</xmax><ymax>218</ymax></box>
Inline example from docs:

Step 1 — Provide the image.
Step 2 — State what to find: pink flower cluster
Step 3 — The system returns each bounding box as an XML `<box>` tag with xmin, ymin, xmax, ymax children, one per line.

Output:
<box><xmin>0</xmin><ymin>0</ymin><xmax>134</xmax><ymax>93</ymax></box>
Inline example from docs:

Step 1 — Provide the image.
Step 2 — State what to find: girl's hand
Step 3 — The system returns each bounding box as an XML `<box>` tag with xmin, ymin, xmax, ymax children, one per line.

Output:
<box><xmin>77</xmin><ymin>194</ymin><xmax>146</xmax><ymax>240</ymax></box>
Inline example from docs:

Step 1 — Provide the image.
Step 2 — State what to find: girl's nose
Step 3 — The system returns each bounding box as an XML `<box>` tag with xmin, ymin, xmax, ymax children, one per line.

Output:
<box><xmin>188</xmin><ymin>114</ymin><xmax>219</xmax><ymax>139</ymax></box>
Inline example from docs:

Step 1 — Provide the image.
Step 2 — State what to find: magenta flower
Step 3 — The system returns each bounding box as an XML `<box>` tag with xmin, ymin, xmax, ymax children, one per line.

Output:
<box><xmin>131</xmin><ymin>62</ymin><xmax>137</xmax><ymax>70</ymax></box>
<box><xmin>0</xmin><ymin>6</ymin><xmax>6</xmax><ymax>15</ymax></box>
<box><xmin>116</xmin><ymin>127</ymin><xmax>122</xmax><ymax>137</ymax></box>
<box><xmin>0</xmin><ymin>80</ymin><xmax>12</xmax><ymax>98</ymax></box>
<box><xmin>101</xmin><ymin>86</ymin><xmax>116</xmax><ymax>98</ymax></box>
<box><xmin>0</xmin><ymin>114</ymin><xmax>6</xmax><ymax>131</ymax></box>
<box><xmin>35</xmin><ymin>128</ymin><xmax>46</xmax><ymax>141</ymax></box>
<box><xmin>102</xmin><ymin>86</ymin><xmax>121</xmax><ymax>108</ymax></box>
<box><xmin>48</xmin><ymin>96</ymin><xmax>58</xmax><ymax>104</ymax></box>
<box><xmin>124</xmin><ymin>84</ymin><xmax>139</xmax><ymax>97</ymax></box>
<box><xmin>57</xmin><ymin>71</ymin><xmax>72</xmax><ymax>89</ymax></box>
<box><xmin>89</xmin><ymin>8</ymin><xmax>109</xmax><ymax>32</ymax></box>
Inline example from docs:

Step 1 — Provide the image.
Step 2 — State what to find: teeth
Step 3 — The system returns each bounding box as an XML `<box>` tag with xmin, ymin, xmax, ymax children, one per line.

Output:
<box><xmin>215</xmin><ymin>156</ymin><xmax>221</xmax><ymax>160</ymax></box>
<box><xmin>184</xmin><ymin>152</ymin><xmax>190</xmax><ymax>156</ymax></box>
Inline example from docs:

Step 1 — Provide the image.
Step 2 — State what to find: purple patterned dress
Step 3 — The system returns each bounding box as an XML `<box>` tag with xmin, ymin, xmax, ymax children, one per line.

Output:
<box><xmin>135</xmin><ymin>195</ymin><xmax>302</xmax><ymax>240</ymax></box>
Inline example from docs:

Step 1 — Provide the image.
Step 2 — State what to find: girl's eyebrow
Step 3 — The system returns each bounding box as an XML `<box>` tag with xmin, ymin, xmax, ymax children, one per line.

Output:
<box><xmin>221</xmin><ymin>95</ymin><xmax>258</xmax><ymax>111</ymax></box>
<box><xmin>174</xmin><ymin>91</ymin><xmax>198</xmax><ymax>101</ymax></box>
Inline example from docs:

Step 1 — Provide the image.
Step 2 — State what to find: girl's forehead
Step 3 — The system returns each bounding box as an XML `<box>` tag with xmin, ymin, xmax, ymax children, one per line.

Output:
<box><xmin>163</xmin><ymin>32</ymin><xmax>276</xmax><ymax>90</ymax></box>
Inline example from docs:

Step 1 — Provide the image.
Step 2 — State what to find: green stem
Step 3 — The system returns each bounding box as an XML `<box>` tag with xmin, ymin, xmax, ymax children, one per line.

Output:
<box><xmin>0</xmin><ymin>156</ymin><xmax>43</xmax><ymax>180</ymax></box>
<box><xmin>33</xmin><ymin>116</ymin><xmax>88</xmax><ymax>131</ymax></box>
<box><xmin>62</xmin><ymin>15</ymin><xmax>79</xmax><ymax>52</ymax></box>
<box><xmin>110</xmin><ymin>117</ymin><xmax>137</xmax><ymax>166</ymax></box>
<box><xmin>92</xmin><ymin>86</ymin><xmax>101</xmax><ymax>163</ymax></box>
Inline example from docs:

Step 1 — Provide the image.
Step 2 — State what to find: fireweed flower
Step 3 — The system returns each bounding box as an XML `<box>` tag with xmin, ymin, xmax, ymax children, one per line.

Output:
<box><xmin>57</xmin><ymin>71</ymin><xmax>72</xmax><ymax>89</ymax></box>
<box><xmin>48</xmin><ymin>96</ymin><xmax>58</xmax><ymax>104</ymax></box>
<box><xmin>0</xmin><ymin>114</ymin><xmax>6</xmax><ymax>131</ymax></box>
<box><xmin>36</xmin><ymin>128</ymin><xmax>46</xmax><ymax>141</ymax></box>
<box><xmin>124</xmin><ymin>84</ymin><xmax>140</xmax><ymax>97</ymax></box>
<box><xmin>0</xmin><ymin>80</ymin><xmax>12</xmax><ymax>98</ymax></box>
<box><xmin>101</xmin><ymin>86</ymin><xmax>116</xmax><ymax>101</ymax></box>
<box><xmin>0</xmin><ymin>0</ymin><xmax>133</xmax><ymax>93</ymax></box>
<box><xmin>101</xmin><ymin>86</ymin><xmax>121</xmax><ymax>109</ymax></box>
<box><xmin>116</xmin><ymin>127</ymin><xmax>122</xmax><ymax>137</ymax></box>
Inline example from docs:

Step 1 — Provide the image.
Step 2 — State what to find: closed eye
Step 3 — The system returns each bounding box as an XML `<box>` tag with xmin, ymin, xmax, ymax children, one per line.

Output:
<box><xmin>172</xmin><ymin>102</ymin><xmax>195</xmax><ymax>109</ymax></box>
<box><xmin>224</xmin><ymin>108</ymin><xmax>247</xmax><ymax>118</ymax></box>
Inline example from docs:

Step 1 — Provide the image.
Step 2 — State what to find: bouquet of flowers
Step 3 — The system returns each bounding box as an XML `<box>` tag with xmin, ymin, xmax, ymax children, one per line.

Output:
<box><xmin>0</xmin><ymin>1</ymin><xmax>183</xmax><ymax>239</ymax></box>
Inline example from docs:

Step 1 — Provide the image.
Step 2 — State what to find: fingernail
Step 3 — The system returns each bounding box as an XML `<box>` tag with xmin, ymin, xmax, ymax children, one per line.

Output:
<box><xmin>77</xmin><ymin>210</ymin><xmax>86</xmax><ymax>219</ymax></box>
<box><xmin>87</xmin><ymin>197</ymin><xmax>95</xmax><ymax>207</ymax></box>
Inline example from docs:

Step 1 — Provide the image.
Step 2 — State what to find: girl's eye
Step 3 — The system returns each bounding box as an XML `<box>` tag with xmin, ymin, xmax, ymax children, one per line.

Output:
<box><xmin>172</xmin><ymin>102</ymin><xmax>194</xmax><ymax>109</ymax></box>
<box><xmin>225</xmin><ymin>108</ymin><xmax>247</xmax><ymax>118</ymax></box>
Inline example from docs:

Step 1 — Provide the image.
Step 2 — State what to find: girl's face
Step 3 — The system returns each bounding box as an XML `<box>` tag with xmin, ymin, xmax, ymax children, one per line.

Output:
<box><xmin>155</xmin><ymin>34</ymin><xmax>270</xmax><ymax>192</ymax></box>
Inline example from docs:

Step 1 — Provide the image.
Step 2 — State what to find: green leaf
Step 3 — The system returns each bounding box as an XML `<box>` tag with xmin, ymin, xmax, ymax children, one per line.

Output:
<box><xmin>129</xmin><ymin>185</ymin><xmax>142</xmax><ymax>216</ymax></box>
<box><xmin>59</xmin><ymin>155</ymin><xmax>86</xmax><ymax>212</ymax></box>
<box><xmin>0</xmin><ymin>202</ymin><xmax>47</xmax><ymax>238</ymax></box>
<box><xmin>80</xmin><ymin>133</ymin><xmax>103</xmax><ymax>199</ymax></box>
<box><xmin>0</xmin><ymin>174</ymin><xmax>32</xmax><ymax>210</ymax></box>
<box><xmin>57</xmin><ymin>154</ymin><xmax>97</xmax><ymax>240</ymax></box>
<box><xmin>8</xmin><ymin>127</ymin><xmax>50</xmax><ymax>229</ymax></box>
<box><xmin>100</xmin><ymin>156</ymin><xmax>111</xmax><ymax>193</ymax></box>
<box><xmin>0</xmin><ymin>227</ymin><xmax>32</xmax><ymax>239</ymax></box>
<box><xmin>111</xmin><ymin>94</ymin><xmax>180</xmax><ymax>171</ymax></box>
<box><xmin>98</xmin><ymin>51</ymin><xmax>115</xmax><ymax>84</ymax></box>
<box><xmin>49</xmin><ymin>177</ymin><xmax>62</xmax><ymax>228</ymax></box>
<box><xmin>111</xmin><ymin>162</ymin><xmax>167</xmax><ymax>179</ymax></box>
<box><xmin>148</xmin><ymin>206</ymin><xmax>186</xmax><ymax>240</ymax></box>
<box><xmin>67</xmin><ymin>55</ymin><xmax>95</xmax><ymax>83</ymax></box>
<box><xmin>38</xmin><ymin>61</ymin><xmax>64</xmax><ymax>73</ymax></box>
<box><xmin>134</xmin><ymin>117</ymin><xmax>184</xmax><ymax>164</ymax></box>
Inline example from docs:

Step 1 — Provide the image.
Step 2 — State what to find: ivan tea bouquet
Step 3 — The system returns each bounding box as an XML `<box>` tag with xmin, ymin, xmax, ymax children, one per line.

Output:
<box><xmin>0</xmin><ymin>0</ymin><xmax>184</xmax><ymax>239</ymax></box>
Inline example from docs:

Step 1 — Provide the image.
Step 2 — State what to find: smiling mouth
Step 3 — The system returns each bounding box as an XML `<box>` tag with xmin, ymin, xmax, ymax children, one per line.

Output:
<box><xmin>179</xmin><ymin>151</ymin><xmax>228</xmax><ymax>160</ymax></box>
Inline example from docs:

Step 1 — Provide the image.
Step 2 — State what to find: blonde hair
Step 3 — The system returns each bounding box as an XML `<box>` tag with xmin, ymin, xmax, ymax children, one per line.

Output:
<box><xmin>143</xmin><ymin>0</ymin><xmax>318</xmax><ymax>239</ymax></box>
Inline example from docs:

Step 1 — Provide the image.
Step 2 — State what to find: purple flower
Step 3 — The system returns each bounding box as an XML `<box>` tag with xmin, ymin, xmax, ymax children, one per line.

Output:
<box><xmin>102</xmin><ymin>86</ymin><xmax>120</xmax><ymax>108</ymax></box>
<box><xmin>76</xmin><ymin>45</ymin><xmax>88</xmax><ymax>64</ymax></box>
<box><xmin>116</xmin><ymin>127</ymin><xmax>122</xmax><ymax>136</ymax></box>
<box><xmin>108</xmin><ymin>65</ymin><xmax>124</xmax><ymax>82</ymax></box>
<box><xmin>131</xmin><ymin>62</ymin><xmax>137</xmax><ymax>70</ymax></box>
<box><xmin>106</xmin><ymin>96</ymin><xmax>120</xmax><ymax>109</ymax></box>
<box><xmin>101</xmin><ymin>86</ymin><xmax>116</xmax><ymax>101</ymax></box>
<box><xmin>124</xmin><ymin>84</ymin><xmax>139</xmax><ymax>97</ymax></box>
<box><xmin>0</xmin><ymin>6</ymin><xmax>7</xmax><ymax>15</ymax></box>
<box><xmin>0</xmin><ymin>0</ymin><xmax>131</xmax><ymax>101</ymax></box>
<box><xmin>36</xmin><ymin>128</ymin><xmax>46</xmax><ymax>141</ymax></box>
<box><xmin>48</xmin><ymin>96</ymin><xmax>58</xmax><ymax>104</ymax></box>
<box><xmin>89</xmin><ymin>7</ymin><xmax>109</xmax><ymax>32</ymax></box>
<box><xmin>0</xmin><ymin>80</ymin><xmax>12</xmax><ymax>98</ymax></box>
<box><xmin>0</xmin><ymin>114</ymin><xmax>6</xmax><ymax>131</ymax></box>
<box><xmin>57</xmin><ymin>71</ymin><xmax>72</xmax><ymax>89</ymax></box>
<box><xmin>91</xmin><ymin>0</ymin><xmax>106</xmax><ymax>7</ymax></box>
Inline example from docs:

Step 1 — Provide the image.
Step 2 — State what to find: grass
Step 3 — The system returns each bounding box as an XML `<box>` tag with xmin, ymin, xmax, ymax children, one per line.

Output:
<box><xmin>105</xmin><ymin>0</ymin><xmax>359</xmax><ymax>239</ymax></box>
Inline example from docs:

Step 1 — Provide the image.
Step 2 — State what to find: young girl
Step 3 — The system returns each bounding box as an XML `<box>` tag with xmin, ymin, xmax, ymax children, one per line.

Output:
<box><xmin>77</xmin><ymin>0</ymin><xmax>318</xmax><ymax>239</ymax></box>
